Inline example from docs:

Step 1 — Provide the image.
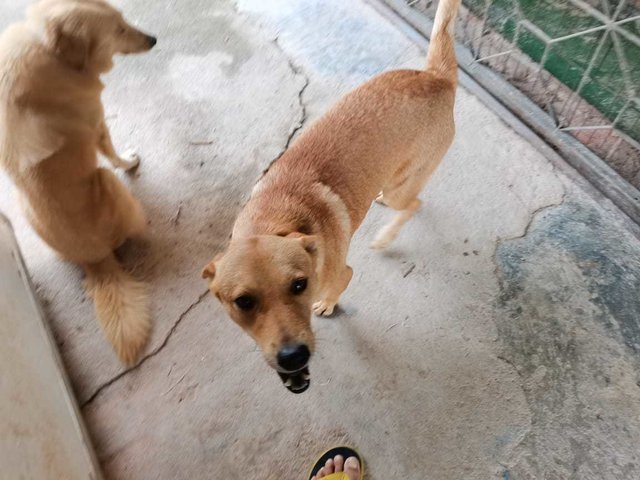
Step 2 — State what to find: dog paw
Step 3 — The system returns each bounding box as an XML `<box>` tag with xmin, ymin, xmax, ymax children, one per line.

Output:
<box><xmin>119</xmin><ymin>149</ymin><xmax>141</xmax><ymax>171</ymax></box>
<box><xmin>313</xmin><ymin>300</ymin><xmax>336</xmax><ymax>317</ymax></box>
<box><xmin>370</xmin><ymin>235</ymin><xmax>391</xmax><ymax>250</ymax></box>
<box><xmin>370</xmin><ymin>224</ymin><xmax>398</xmax><ymax>250</ymax></box>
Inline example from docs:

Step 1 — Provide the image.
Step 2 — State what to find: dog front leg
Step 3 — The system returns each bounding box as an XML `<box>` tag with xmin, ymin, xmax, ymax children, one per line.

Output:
<box><xmin>98</xmin><ymin>122</ymin><xmax>140</xmax><ymax>171</ymax></box>
<box><xmin>313</xmin><ymin>264</ymin><xmax>353</xmax><ymax>317</ymax></box>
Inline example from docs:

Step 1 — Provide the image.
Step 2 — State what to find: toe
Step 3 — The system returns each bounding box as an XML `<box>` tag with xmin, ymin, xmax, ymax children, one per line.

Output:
<box><xmin>344</xmin><ymin>457</ymin><xmax>360</xmax><ymax>480</ymax></box>
<box><xmin>312</xmin><ymin>301</ymin><xmax>325</xmax><ymax>316</ymax></box>
<box><xmin>333</xmin><ymin>455</ymin><xmax>344</xmax><ymax>472</ymax></box>
<box><xmin>325</xmin><ymin>458</ymin><xmax>335</xmax><ymax>474</ymax></box>
<box><xmin>313</xmin><ymin>300</ymin><xmax>336</xmax><ymax>316</ymax></box>
<box><xmin>321</xmin><ymin>303</ymin><xmax>335</xmax><ymax>316</ymax></box>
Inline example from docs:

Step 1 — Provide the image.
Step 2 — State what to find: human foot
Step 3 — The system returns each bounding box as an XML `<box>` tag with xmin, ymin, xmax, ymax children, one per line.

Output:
<box><xmin>311</xmin><ymin>454</ymin><xmax>360</xmax><ymax>480</ymax></box>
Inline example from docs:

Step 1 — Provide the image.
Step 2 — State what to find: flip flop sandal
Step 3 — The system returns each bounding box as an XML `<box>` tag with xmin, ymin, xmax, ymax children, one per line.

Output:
<box><xmin>308</xmin><ymin>446</ymin><xmax>364</xmax><ymax>480</ymax></box>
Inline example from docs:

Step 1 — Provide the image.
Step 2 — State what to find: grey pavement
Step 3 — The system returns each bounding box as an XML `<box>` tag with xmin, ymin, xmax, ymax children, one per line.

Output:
<box><xmin>0</xmin><ymin>0</ymin><xmax>639</xmax><ymax>478</ymax></box>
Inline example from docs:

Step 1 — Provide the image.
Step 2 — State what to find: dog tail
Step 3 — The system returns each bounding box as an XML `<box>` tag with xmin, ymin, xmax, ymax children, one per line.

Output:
<box><xmin>83</xmin><ymin>254</ymin><xmax>150</xmax><ymax>365</ymax></box>
<box><xmin>425</xmin><ymin>0</ymin><xmax>461</xmax><ymax>83</ymax></box>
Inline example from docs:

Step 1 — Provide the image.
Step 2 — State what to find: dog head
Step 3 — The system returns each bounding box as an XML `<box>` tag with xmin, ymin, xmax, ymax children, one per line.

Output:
<box><xmin>202</xmin><ymin>235</ymin><xmax>319</xmax><ymax>393</ymax></box>
<box><xmin>28</xmin><ymin>0</ymin><xmax>156</xmax><ymax>73</ymax></box>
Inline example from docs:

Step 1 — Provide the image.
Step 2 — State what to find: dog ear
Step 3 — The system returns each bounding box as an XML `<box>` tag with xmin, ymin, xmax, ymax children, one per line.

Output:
<box><xmin>286</xmin><ymin>232</ymin><xmax>318</xmax><ymax>255</ymax></box>
<box><xmin>201</xmin><ymin>253</ymin><xmax>223</xmax><ymax>280</ymax></box>
<box><xmin>201</xmin><ymin>261</ymin><xmax>216</xmax><ymax>280</ymax></box>
<box><xmin>45</xmin><ymin>18</ymin><xmax>93</xmax><ymax>70</ymax></box>
<box><xmin>299</xmin><ymin>235</ymin><xmax>318</xmax><ymax>255</ymax></box>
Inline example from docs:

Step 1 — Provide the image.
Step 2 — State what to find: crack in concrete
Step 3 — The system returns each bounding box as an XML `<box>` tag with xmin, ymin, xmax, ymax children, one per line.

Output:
<box><xmin>496</xmin><ymin>354</ymin><xmax>524</xmax><ymax>379</ymax></box>
<box><xmin>499</xmin><ymin>191</ymin><xmax>567</xmax><ymax>246</ymax></box>
<box><xmin>490</xmin><ymin>189</ymin><xmax>568</xmax><ymax>280</ymax></box>
<box><xmin>81</xmin><ymin>289</ymin><xmax>210</xmax><ymax>408</ymax></box>
<box><xmin>262</xmin><ymin>37</ymin><xmax>310</xmax><ymax>175</ymax></box>
<box><xmin>281</xmin><ymin>56</ymin><xmax>309</xmax><ymax>151</ymax></box>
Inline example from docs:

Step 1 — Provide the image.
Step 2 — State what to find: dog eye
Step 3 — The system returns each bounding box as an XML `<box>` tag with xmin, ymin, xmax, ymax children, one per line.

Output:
<box><xmin>117</xmin><ymin>25</ymin><xmax>126</xmax><ymax>34</ymax></box>
<box><xmin>234</xmin><ymin>295</ymin><xmax>256</xmax><ymax>311</ymax></box>
<box><xmin>290</xmin><ymin>278</ymin><xmax>308</xmax><ymax>295</ymax></box>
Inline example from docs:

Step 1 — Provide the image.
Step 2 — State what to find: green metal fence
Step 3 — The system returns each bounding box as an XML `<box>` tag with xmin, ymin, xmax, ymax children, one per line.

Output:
<box><xmin>405</xmin><ymin>0</ymin><xmax>640</xmax><ymax>187</ymax></box>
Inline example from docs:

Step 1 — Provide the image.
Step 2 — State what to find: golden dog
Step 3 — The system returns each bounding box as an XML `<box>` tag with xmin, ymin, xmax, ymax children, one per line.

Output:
<box><xmin>0</xmin><ymin>0</ymin><xmax>156</xmax><ymax>364</ymax></box>
<box><xmin>202</xmin><ymin>0</ymin><xmax>461</xmax><ymax>392</ymax></box>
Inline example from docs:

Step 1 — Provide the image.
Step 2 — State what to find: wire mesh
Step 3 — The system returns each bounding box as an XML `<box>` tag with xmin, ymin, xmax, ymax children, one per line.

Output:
<box><xmin>404</xmin><ymin>0</ymin><xmax>640</xmax><ymax>188</ymax></box>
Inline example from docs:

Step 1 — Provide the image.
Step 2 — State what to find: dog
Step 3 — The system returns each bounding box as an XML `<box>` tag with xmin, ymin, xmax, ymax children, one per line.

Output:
<box><xmin>202</xmin><ymin>0</ymin><xmax>461</xmax><ymax>393</ymax></box>
<box><xmin>0</xmin><ymin>0</ymin><xmax>156</xmax><ymax>364</ymax></box>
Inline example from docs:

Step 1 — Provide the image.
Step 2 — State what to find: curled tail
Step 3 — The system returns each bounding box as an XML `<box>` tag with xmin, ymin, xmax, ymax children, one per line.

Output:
<box><xmin>425</xmin><ymin>0</ymin><xmax>461</xmax><ymax>83</ymax></box>
<box><xmin>83</xmin><ymin>254</ymin><xmax>150</xmax><ymax>365</ymax></box>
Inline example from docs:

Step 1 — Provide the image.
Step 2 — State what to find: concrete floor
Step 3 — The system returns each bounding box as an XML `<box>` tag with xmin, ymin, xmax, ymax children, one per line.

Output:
<box><xmin>1</xmin><ymin>0</ymin><xmax>640</xmax><ymax>478</ymax></box>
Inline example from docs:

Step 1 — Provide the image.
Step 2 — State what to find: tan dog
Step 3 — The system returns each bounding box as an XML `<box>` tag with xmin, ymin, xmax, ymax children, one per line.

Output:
<box><xmin>203</xmin><ymin>0</ymin><xmax>461</xmax><ymax>393</ymax></box>
<box><xmin>0</xmin><ymin>0</ymin><xmax>156</xmax><ymax>364</ymax></box>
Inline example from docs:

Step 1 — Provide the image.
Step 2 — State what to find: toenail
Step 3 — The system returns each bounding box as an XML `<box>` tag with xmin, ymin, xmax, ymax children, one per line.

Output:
<box><xmin>345</xmin><ymin>456</ymin><xmax>359</xmax><ymax>470</ymax></box>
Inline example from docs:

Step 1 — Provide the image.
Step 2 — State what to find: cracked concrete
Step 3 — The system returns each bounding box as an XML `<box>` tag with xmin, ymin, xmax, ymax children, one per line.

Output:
<box><xmin>494</xmin><ymin>196</ymin><xmax>640</xmax><ymax>478</ymax></box>
<box><xmin>262</xmin><ymin>37</ymin><xmax>310</xmax><ymax>174</ymax></box>
<box><xmin>1</xmin><ymin>0</ymin><xmax>640</xmax><ymax>478</ymax></box>
<box><xmin>496</xmin><ymin>191</ymin><xmax>568</xmax><ymax>245</ymax></box>
<box><xmin>275</xmin><ymin>39</ymin><xmax>310</xmax><ymax>152</ymax></box>
<box><xmin>82</xmin><ymin>290</ymin><xmax>210</xmax><ymax>408</ymax></box>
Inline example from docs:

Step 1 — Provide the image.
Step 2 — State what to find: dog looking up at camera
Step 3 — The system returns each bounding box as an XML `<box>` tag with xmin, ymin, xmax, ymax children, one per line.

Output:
<box><xmin>202</xmin><ymin>0</ymin><xmax>461</xmax><ymax>393</ymax></box>
<box><xmin>0</xmin><ymin>0</ymin><xmax>157</xmax><ymax>364</ymax></box>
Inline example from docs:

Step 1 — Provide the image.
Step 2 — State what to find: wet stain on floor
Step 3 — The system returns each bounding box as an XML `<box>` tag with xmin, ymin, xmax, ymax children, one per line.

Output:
<box><xmin>495</xmin><ymin>199</ymin><xmax>640</xmax><ymax>478</ymax></box>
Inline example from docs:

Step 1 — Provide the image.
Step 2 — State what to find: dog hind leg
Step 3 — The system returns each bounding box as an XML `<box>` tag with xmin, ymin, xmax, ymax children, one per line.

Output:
<box><xmin>370</xmin><ymin>159</ymin><xmax>437</xmax><ymax>250</ymax></box>
<box><xmin>370</xmin><ymin>196</ymin><xmax>421</xmax><ymax>250</ymax></box>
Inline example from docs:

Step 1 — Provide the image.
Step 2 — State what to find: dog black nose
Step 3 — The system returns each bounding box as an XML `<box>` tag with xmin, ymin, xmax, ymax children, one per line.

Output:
<box><xmin>277</xmin><ymin>344</ymin><xmax>310</xmax><ymax>372</ymax></box>
<box><xmin>145</xmin><ymin>35</ymin><xmax>157</xmax><ymax>48</ymax></box>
